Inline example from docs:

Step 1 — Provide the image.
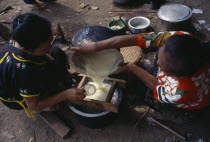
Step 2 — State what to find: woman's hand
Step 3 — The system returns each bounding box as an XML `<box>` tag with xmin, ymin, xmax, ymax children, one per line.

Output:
<box><xmin>71</xmin><ymin>38</ymin><xmax>97</xmax><ymax>53</ymax></box>
<box><xmin>64</xmin><ymin>88</ymin><xmax>85</xmax><ymax>104</ymax></box>
<box><xmin>114</xmin><ymin>63</ymin><xmax>133</xmax><ymax>74</ymax></box>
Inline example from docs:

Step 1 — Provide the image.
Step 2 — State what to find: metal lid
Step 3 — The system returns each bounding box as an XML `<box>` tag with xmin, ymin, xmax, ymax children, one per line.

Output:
<box><xmin>158</xmin><ymin>4</ymin><xmax>192</xmax><ymax>22</ymax></box>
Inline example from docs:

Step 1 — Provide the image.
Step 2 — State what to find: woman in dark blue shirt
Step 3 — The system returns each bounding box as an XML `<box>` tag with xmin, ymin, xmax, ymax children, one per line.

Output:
<box><xmin>0</xmin><ymin>13</ymin><xmax>84</xmax><ymax>119</ymax></box>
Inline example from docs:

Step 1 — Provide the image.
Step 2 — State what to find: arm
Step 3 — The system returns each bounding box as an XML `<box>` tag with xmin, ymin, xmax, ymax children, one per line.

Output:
<box><xmin>72</xmin><ymin>31</ymin><xmax>189</xmax><ymax>53</ymax></box>
<box><xmin>71</xmin><ymin>35</ymin><xmax>138</xmax><ymax>52</ymax></box>
<box><xmin>95</xmin><ymin>35</ymin><xmax>138</xmax><ymax>51</ymax></box>
<box><xmin>118</xmin><ymin>63</ymin><xmax>158</xmax><ymax>90</ymax></box>
<box><xmin>17</xmin><ymin>63</ymin><xmax>84</xmax><ymax>111</ymax></box>
<box><xmin>24</xmin><ymin>88</ymin><xmax>85</xmax><ymax>111</ymax></box>
<box><xmin>129</xmin><ymin>64</ymin><xmax>158</xmax><ymax>90</ymax></box>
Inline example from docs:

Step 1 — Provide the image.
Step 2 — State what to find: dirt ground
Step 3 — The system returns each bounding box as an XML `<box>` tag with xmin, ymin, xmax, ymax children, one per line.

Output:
<box><xmin>1</xmin><ymin>0</ymin><xmax>210</xmax><ymax>142</ymax></box>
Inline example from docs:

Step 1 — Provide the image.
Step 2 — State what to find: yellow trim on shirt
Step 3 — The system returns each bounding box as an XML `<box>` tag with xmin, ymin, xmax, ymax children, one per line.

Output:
<box><xmin>0</xmin><ymin>97</ymin><xmax>19</xmax><ymax>103</ymax></box>
<box><xmin>0</xmin><ymin>97</ymin><xmax>36</xmax><ymax>120</ymax></box>
<box><xmin>20</xmin><ymin>93</ymin><xmax>40</xmax><ymax>97</ymax></box>
<box><xmin>12</xmin><ymin>53</ymin><xmax>46</xmax><ymax>65</ymax></box>
<box><xmin>0</xmin><ymin>52</ymin><xmax>9</xmax><ymax>64</ymax></box>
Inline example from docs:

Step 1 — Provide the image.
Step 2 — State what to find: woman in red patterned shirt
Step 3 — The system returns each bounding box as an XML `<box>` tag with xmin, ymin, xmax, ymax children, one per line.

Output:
<box><xmin>72</xmin><ymin>31</ymin><xmax>210</xmax><ymax>123</ymax></box>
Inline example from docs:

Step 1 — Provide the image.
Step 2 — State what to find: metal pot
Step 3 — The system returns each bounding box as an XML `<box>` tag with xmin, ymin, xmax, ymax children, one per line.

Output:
<box><xmin>128</xmin><ymin>16</ymin><xmax>150</xmax><ymax>34</ymax></box>
<box><xmin>68</xmin><ymin>87</ymin><xmax>122</xmax><ymax>128</ymax></box>
<box><xmin>73</xmin><ymin>26</ymin><xmax>116</xmax><ymax>45</ymax></box>
<box><xmin>157</xmin><ymin>4</ymin><xmax>192</xmax><ymax>31</ymax></box>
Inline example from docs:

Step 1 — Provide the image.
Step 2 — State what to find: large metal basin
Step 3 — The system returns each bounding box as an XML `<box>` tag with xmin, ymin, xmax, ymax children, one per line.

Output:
<box><xmin>68</xmin><ymin>87</ymin><xmax>122</xmax><ymax>128</ymax></box>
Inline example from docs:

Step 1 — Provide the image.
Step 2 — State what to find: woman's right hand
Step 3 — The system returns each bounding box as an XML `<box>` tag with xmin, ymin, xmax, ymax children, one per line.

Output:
<box><xmin>71</xmin><ymin>38</ymin><xmax>97</xmax><ymax>53</ymax></box>
<box><xmin>114</xmin><ymin>62</ymin><xmax>133</xmax><ymax>74</ymax></box>
<box><xmin>64</xmin><ymin>88</ymin><xmax>85</xmax><ymax>104</ymax></box>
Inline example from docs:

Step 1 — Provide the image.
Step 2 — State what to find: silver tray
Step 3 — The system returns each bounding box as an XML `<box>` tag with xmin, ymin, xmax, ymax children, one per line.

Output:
<box><xmin>158</xmin><ymin>4</ymin><xmax>192</xmax><ymax>22</ymax></box>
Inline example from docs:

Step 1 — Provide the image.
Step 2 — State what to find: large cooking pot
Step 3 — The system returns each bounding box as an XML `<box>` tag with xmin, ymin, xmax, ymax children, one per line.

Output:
<box><xmin>73</xmin><ymin>26</ymin><xmax>116</xmax><ymax>45</ymax></box>
<box><xmin>69</xmin><ymin>26</ymin><xmax>123</xmax><ymax>128</ymax></box>
<box><xmin>158</xmin><ymin>4</ymin><xmax>192</xmax><ymax>31</ymax></box>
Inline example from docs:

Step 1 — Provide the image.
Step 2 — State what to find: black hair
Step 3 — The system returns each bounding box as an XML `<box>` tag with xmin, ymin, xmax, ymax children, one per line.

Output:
<box><xmin>164</xmin><ymin>34</ymin><xmax>206</xmax><ymax>77</ymax></box>
<box><xmin>11</xmin><ymin>13</ymin><xmax>52</xmax><ymax>50</ymax></box>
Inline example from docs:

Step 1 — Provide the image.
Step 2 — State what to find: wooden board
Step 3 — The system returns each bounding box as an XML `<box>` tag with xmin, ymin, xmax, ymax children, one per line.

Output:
<box><xmin>106</xmin><ymin>81</ymin><xmax>117</xmax><ymax>102</ymax></box>
<box><xmin>106</xmin><ymin>77</ymin><xmax>126</xmax><ymax>88</ymax></box>
<box><xmin>77</xmin><ymin>75</ymin><xmax>126</xmax><ymax>113</ymax></box>
<box><xmin>39</xmin><ymin>111</ymin><xmax>72</xmax><ymax>139</ymax></box>
<box><xmin>83</xmin><ymin>98</ymin><xmax>118</xmax><ymax>113</ymax></box>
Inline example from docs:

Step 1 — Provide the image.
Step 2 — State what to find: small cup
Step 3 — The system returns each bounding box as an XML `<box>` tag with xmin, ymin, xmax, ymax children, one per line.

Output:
<box><xmin>128</xmin><ymin>16</ymin><xmax>150</xmax><ymax>34</ymax></box>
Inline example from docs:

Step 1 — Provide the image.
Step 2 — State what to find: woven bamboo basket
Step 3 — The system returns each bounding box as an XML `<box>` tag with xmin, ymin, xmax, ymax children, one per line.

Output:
<box><xmin>120</xmin><ymin>46</ymin><xmax>143</xmax><ymax>64</ymax></box>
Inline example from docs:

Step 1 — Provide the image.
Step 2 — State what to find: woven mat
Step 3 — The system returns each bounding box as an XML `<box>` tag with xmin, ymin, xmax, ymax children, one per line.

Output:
<box><xmin>120</xmin><ymin>46</ymin><xmax>143</xmax><ymax>64</ymax></box>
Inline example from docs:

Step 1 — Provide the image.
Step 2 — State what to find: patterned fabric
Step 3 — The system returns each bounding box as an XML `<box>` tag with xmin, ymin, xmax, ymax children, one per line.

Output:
<box><xmin>154</xmin><ymin>66</ymin><xmax>210</xmax><ymax>110</ymax></box>
<box><xmin>136</xmin><ymin>31</ymin><xmax>210</xmax><ymax>110</ymax></box>
<box><xmin>0</xmin><ymin>45</ymin><xmax>71</xmax><ymax>119</ymax></box>
<box><xmin>144</xmin><ymin>89</ymin><xmax>209</xmax><ymax>123</ymax></box>
<box><xmin>136</xmin><ymin>31</ymin><xmax>190</xmax><ymax>48</ymax></box>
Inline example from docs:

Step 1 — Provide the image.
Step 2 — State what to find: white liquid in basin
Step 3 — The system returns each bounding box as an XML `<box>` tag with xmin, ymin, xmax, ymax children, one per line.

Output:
<box><xmin>84</xmin><ymin>82</ymin><xmax>111</xmax><ymax>102</ymax></box>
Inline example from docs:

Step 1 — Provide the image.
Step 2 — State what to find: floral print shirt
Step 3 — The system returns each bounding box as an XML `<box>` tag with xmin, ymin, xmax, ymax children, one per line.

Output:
<box><xmin>136</xmin><ymin>31</ymin><xmax>210</xmax><ymax>110</ymax></box>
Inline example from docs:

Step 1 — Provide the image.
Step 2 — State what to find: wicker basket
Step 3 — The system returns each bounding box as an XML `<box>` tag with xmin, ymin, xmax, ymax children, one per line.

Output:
<box><xmin>120</xmin><ymin>46</ymin><xmax>143</xmax><ymax>64</ymax></box>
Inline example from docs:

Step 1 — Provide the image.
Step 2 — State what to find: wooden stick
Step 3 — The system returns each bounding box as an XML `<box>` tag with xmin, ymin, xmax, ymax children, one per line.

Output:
<box><xmin>1</xmin><ymin>21</ymin><xmax>12</xmax><ymax>24</ymax></box>
<box><xmin>56</xmin><ymin>24</ymin><xmax>66</xmax><ymax>42</ymax></box>
<box><xmin>119</xmin><ymin>16</ymin><xmax>133</xmax><ymax>34</ymax></box>
<box><xmin>0</xmin><ymin>6</ymin><xmax>13</xmax><ymax>15</ymax></box>
<box><xmin>105</xmin><ymin>77</ymin><xmax>126</xmax><ymax>88</ymax></box>
<box><xmin>132</xmin><ymin>107</ymin><xmax>150</xmax><ymax>129</ymax></box>
<box><xmin>106</xmin><ymin>81</ymin><xmax>116</xmax><ymax>102</ymax></box>
<box><xmin>147</xmin><ymin>117</ymin><xmax>186</xmax><ymax>140</ymax></box>
<box><xmin>128</xmin><ymin>107</ymin><xmax>150</xmax><ymax>142</ymax></box>
<box><xmin>77</xmin><ymin>76</ymin><xmax>88</xmax><ymax>89</ymax></box>
<box><xmin>51</xmin><ymin>36</ymin><xmax>56</xmax><ymax>45</ymax></box>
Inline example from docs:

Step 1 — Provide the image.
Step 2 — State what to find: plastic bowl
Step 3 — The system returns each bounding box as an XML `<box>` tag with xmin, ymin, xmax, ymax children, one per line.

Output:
<box><xmin>108</xmin><ymin>19</ymin><xmax>126</xmax><ymax>34</ymax></box>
